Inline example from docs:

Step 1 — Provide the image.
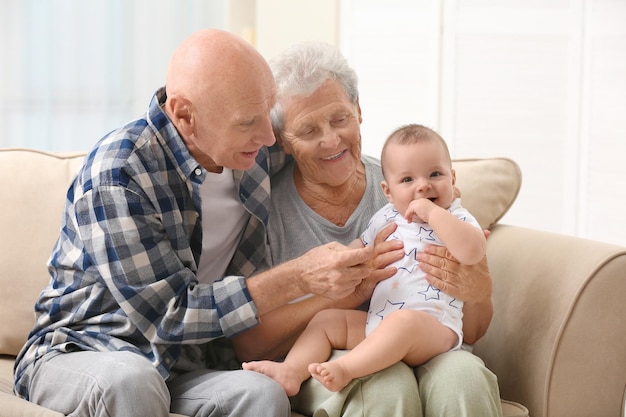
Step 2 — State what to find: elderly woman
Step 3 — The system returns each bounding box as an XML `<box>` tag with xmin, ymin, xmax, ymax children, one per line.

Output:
<box><xmin>232</xmin><ymin>42</ymin><xmax>502</xmax><ymax>417</ymax></box>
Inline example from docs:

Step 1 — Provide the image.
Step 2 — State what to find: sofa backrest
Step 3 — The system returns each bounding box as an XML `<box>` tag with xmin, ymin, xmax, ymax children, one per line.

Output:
<box><xmin>0</xmin><ymin>148</ymin><xmax>521</xmax><ymax>357</ymax></box>
<box><xmin>451</xmin><ymin>157</ymin><xmax>521</xmax><ymax>230</ymax></box>
<box><xmin>0</xmin><ymin>149</ymin><xmax>86</xmax><ymax>356</ymax></box>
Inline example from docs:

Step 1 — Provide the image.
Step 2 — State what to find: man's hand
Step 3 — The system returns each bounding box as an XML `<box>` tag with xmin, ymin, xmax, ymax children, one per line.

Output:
<box><xmin>296</xmin><ymin>242</ymin><xmax>373</xmax><ymax>300</ymax></box>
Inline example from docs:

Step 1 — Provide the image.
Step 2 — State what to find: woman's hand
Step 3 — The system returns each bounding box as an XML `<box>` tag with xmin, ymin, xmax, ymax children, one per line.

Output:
<box><xmin>416</xmin><ymin>231</ymin><xmax>494</xmax><ymax>343</ymax></box>
<box><xmin>416</xmin><ymin>245</ymin><xmax>492</xmax><ymax>304</ymax></box>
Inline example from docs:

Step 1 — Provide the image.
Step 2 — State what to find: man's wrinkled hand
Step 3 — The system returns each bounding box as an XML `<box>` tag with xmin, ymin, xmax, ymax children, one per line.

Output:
<box><xmin>297</xmin><ymin>242</ymin><xmax>373</xmax><ymax>300</ymax></box>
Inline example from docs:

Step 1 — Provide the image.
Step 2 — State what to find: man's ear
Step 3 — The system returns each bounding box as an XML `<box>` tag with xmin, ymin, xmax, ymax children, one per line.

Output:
<box><xmin>168</xmin><ymin>96</ymin><xmax>194</xmax><ymax>136</ymax></box>
<box><xmin>381</xmin><ymin>180</ymin><xmax>393</xmax><ymax>203</ymax></box>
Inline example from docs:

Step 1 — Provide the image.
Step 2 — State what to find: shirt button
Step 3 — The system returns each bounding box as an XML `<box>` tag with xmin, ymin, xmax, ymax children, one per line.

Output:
<box><xmin>195</xmin><ymin>168</ymin><xmax>202</xmax><ymax>176</ymax></box>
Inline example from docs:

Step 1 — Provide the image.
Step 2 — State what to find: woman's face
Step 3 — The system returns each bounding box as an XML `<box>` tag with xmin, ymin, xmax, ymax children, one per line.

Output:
<box><xmin>279</xmin><ymin>79</ymin><xmax>363</xmax><ymax>187</ymax></box>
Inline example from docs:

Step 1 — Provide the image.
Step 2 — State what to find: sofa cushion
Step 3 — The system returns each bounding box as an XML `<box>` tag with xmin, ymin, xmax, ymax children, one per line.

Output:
<box><xmin>0</xmin><ymin>150</ymin><xmax>521</xmax><ymax>358</ymax></box>
<box><xmin>0</xmin><ymin>149</ymin><xmax>86</xmax><ymax>356</ymax></box>
<box><xmin>452</xmin><ymin>157</ymin><xmax>521</xmax><ymax>230</ymax></box>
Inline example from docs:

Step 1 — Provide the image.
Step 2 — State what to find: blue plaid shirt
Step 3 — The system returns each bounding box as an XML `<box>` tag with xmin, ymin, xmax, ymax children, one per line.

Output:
<box><xmin>14</xmin><ymin>88</ymin><xmax>288</xmax><ymax>399</ymax></box>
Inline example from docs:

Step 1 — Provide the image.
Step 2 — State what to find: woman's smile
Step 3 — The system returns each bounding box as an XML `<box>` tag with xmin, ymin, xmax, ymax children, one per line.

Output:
<box><xmin>321</xmin><ymin>150</ymin><xmax>347</xmax><ymax>161</ymax></box>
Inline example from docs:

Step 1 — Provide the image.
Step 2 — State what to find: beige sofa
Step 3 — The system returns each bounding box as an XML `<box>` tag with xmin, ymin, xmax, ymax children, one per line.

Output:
<box><xmin>1</xmin><ymin>148</ymin><xmax>624</xmax><ymax>417</ymax></box>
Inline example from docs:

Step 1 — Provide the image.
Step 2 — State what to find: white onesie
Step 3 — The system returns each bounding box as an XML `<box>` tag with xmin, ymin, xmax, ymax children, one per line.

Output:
<box><xmin>360</xmin><ymin>198</ymin><xmax>481</xmax><ymax>349</ymax></box>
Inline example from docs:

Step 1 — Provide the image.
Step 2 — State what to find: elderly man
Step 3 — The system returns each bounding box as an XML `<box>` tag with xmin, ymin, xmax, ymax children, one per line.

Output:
<box><xmin>14</xmin><ymin>30</ymin><xmax>374</xmax><ymax>417</ymax></box>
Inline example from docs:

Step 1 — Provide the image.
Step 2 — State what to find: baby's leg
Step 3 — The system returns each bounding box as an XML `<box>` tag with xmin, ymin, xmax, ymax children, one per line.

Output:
<box><xmin>309</xmin><ymin>309</ymin><xmax>457</xmax><ymax>392</ymax></box>
<box><xmin>244</xmin><ymin>309</ymin><xmax>367</xmax><ymax>396</ymax></box>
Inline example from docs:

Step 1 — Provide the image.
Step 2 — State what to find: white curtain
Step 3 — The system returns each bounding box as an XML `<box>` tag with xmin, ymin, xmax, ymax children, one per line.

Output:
<box><xmin>1</xmin><ymin>0</ymin><xmax>227</xmax><ymax>151</ymax></box>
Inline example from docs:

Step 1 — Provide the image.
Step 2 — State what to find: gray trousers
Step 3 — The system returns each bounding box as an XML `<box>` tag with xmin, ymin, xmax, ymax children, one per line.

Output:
<box><xmin>27</xmin><ymin>350</ymin><xmax>290</xmax><ymax>417</ymax></box>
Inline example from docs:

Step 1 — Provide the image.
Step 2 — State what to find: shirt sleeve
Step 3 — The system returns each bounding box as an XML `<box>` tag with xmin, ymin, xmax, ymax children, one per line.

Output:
<box><xmin>74</xmin><ymin>184</ymin><xmax>259</xmax><ymax>343</ymax></box>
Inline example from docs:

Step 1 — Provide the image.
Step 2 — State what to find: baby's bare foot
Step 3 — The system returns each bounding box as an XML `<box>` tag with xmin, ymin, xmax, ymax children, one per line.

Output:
<box><xmin>308</xmin><ymin>361</ymin><xmax>352</xmax><ymax>392</ymax></box>
<box><xmin>242</xmin><ymin>360</ymin><xmax>303</xmax><ymax>396</ymax></box>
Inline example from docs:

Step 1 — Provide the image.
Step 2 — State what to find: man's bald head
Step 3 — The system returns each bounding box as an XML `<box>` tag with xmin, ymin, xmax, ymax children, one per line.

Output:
<box><xmin>165</xmin><ymin>29</ymin><xmax>269</xmax><ymax>107</ymax></box>
<box><xmin>162</xmin><ymin>29</ymin><xmax>277</xmax><ymax>172</ymax></box>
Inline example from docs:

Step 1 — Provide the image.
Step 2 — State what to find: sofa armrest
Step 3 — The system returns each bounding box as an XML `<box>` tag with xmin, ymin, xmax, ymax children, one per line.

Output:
<box><xmin>474</xmin><ymin>224</ymin><xmax>626</xmax><ymax>417</ymax></box>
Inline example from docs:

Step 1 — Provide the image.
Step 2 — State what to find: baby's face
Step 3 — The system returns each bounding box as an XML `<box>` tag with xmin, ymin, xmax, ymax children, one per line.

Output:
<box><xmin>381</xmin><ymin>140</ymin><xmax>456</xmax><ymax>216</ymax></box>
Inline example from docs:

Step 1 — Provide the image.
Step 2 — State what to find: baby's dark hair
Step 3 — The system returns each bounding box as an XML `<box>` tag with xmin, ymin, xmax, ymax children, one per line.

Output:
<box><xmin>380</xmin><ymin>123</ymin><xmax>451</xmax><ymax>178</ymax></box>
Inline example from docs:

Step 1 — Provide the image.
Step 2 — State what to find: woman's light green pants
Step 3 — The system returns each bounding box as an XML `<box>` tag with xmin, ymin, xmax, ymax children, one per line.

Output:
<box><xmin>290</xmin><ymin>349</ymin><xmax>503</xmax><ymax>417</ymax></box>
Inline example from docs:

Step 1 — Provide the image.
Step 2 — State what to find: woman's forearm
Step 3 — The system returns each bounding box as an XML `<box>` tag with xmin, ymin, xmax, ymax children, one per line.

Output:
<box><xmin>416</xmin><ymin>244</ymin><xmax>494</xmax><ymax>344</ymax></box>
<box><xmin>461</xmin><ymin>298</ymin><xmax>493</xmax><ymax>344</ymax></box>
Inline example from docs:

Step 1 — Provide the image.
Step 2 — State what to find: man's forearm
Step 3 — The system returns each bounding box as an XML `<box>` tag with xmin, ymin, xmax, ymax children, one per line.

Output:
<box><xmin>245</xmin><ymin>260</ymin><xmax>309</xmax><ymax>317</ymax></box>
<box><xmin>245</xmin><ymin>242</ymin><xmax>372</xmax><ymax>318</ymax></box>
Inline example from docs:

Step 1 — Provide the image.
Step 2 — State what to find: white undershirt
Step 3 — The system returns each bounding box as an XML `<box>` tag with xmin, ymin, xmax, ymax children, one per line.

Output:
<box><xmin>196</xmin><ymin>168</ymin><xmax>249</xmax><ymax>284</ymax></box>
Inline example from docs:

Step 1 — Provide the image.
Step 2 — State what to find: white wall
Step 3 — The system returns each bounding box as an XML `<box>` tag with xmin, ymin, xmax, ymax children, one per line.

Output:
<box><xmin>255</xmin><ymin>0</ymin><xmax>339</xmax><ymax>60</ymax></box>
<box><xmin>1</xmin><ymin>0</ymin><xmax>624</xmax><ymax>246</ymax></box>
<box><xmin>339</xmin><ymin>0</ymin><xmax>626</xmax><ymax>246</ymax></box>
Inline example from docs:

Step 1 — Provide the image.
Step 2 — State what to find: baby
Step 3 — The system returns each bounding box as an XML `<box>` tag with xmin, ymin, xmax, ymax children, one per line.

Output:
<box><xmin>243</xmin><ymin>123</ymin><xmax>486</xmax><ymax>395</ymax></box>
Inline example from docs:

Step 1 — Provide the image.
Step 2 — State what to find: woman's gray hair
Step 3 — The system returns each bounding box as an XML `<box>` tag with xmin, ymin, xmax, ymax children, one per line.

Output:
<box><xmin>269</xmin><ymin>41</ymin><xmax>359</xmax><ymax>135</ymax></box>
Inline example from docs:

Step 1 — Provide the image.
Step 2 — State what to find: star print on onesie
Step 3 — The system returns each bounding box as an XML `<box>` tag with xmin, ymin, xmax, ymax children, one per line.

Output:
<box><xmin>359</xmin><ymin>199</ymin><xmax>481</xmax><ymax>348</ymax></box>
<box><xmin>398</xmin><ymin>247</ymin><xmax>419</xmax><ymax>274</ymax></box>
<box><xmin>418</xmin><ymin>284</ymin><xmax>441</xmax><ymax>301</ymax></box>
<box><xmin>416</xmin><ymin>226</ymin><xmax>436</xmax><ymax>242</ymax></box>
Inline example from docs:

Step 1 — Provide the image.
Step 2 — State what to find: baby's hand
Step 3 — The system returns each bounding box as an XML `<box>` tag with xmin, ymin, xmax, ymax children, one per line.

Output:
<box><xmin>404</xmin><ymin>198</ymin><xmax>436</xmax><ymax>223</ymax></box>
